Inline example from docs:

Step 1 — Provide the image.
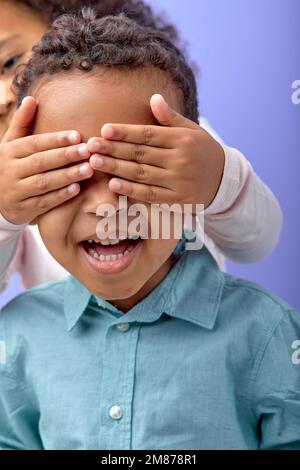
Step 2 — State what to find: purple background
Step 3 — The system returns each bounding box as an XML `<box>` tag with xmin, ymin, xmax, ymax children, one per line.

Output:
<box><xmin>0</xmin><ymin>0</ymin><xmax>299</xmax><ymax>310</ymax></box>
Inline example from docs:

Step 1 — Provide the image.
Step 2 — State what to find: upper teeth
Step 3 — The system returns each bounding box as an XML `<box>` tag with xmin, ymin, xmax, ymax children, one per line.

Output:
<box><xmin>129</xmin><ymin>234</ymin><xmax>140</xmax><ymax>240</ymax></box>
<box><xmin>87</xmin><ymin>234</ymin><xmax>139</xmax><ymax>245</ymax></box>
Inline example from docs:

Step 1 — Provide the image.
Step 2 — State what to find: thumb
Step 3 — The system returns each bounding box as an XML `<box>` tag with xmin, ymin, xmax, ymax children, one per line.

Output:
<box><xmin>150</xmin><ymin>93</ymin><xmax>200</xmax><ymax>130</ymax></box>
<box><xmin>2</xmin><ymin>96</ymin><xmax>37</xmax><ymax>143</ymax></box>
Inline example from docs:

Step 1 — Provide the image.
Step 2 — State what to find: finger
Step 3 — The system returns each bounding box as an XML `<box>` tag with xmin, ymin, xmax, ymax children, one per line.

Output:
<box><xmin>7</xmin><ymin>130</ymin><xmax>82</xmax><ymax>158</ymax></box>
<box><xmin>2</xmin><ymin>96</ymin><xmax>37</xmax><ymax>143</ymax></box>
<box><xmin>108</xmin><ymin>177</ymin><xmax>174</xmax><ymax>204</ymax></box>
<box><xmin>19</xmin><ymin>143</ymin><xmax>91</xmax><ymax>178</ymax></box>
<box><xmin>19</xmin><ymin>162</ymin><xmax>94</xmax><ymax>199</ymax></box>
<box><xmin>23</xmin><ymin>183</ymin><xmax>81</xmax><ymax>216</ymax></box>
<box><xmin>150</xmin><ymin>94</ymin><xmax>200</xmax><ymax>130</ymax></box>
<box><xmin>99</xmin><ymin>122</ymin><xmax>178</xmax><ymax>149</ymax></box>
<box><xmin>90</xmin><ymin>154</ymin><xmax>172</xmax><ymax>188</ymax></box>
<box><xmin>88</xmin><ymin>137</ymin><xmax>170</xmax><ymax>167</ymax></box>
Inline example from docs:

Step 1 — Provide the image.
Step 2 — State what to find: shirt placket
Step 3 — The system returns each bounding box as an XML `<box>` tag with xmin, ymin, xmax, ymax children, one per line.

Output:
<box><xmin>98</xmin><ymin>318</ymin><xmax>140</xmax><ymax>450</ymax></box>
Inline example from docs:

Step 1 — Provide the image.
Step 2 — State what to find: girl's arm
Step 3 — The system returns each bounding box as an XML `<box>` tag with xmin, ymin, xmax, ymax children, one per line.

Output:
<box><xmin>0</xmin><ymin>97</ymin><xmax>94</xmax><ymax>295</ymax></box>
<box><xmin>0</xmin><ymin>215</ymin><xmax>68</xmax><ymax>293</ymax></box>
<box><xmin>201</xmin><ymin>118</ymin><xmax>283</xmax><ymax>263</ymax></box>
<box><xmin>0</xmin><ymin>215</ymin><xmax>25</xmax><ymax>293</ymax></box>
<box><xmin>90</xmin><ymin>96</ymin><xmax>283</xmax><ymax>265</ymax></box>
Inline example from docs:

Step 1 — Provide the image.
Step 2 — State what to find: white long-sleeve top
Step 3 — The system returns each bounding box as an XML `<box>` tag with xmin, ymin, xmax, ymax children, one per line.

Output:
<box><xmin>0</xmin><ymin>119</ymin><xmax>283</xmax><ymax>293</ymax></box>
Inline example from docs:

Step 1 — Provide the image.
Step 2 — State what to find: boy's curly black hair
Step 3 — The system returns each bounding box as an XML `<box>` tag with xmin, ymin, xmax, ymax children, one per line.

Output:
<box><xmin>18</xmin><ymin>0</ymin><xmax>179</xmax><ymax>43</ymax></box>
<box><xmin>13</xmin><ymin>8</ymin><xmax>199</xmax><ymax>123</ymax></box>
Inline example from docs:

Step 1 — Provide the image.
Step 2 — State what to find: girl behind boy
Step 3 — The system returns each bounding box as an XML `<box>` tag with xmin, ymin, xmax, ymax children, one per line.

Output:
<box><xmin>0</xmin><ymin>8</ymin><xmax>298</xmax><ymax>451</ymax></box>
<box><xmin>0</xmin><ymin>0</ymin><xmax>282</xmax><ymax>296</ymax></box>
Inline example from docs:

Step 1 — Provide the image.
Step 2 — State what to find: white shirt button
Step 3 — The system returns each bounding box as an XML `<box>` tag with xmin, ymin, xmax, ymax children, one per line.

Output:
<box><xmin>116</xmin><ymin>323</ymin><xmax>130</xmax><ymax>332</ymax></box>
<box><xmin>109</xmin><ymin>405</ymin><xmax>123</xmax><ymax>420</ymax></box>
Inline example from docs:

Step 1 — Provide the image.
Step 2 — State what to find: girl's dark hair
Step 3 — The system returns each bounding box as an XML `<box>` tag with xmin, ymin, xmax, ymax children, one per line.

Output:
<box><xmin>18</xmin><ymin>0</ymin><xmax>179</xmax><ymax>42</ymax></box>
<box><xmin>13</xmin><ymin>8</ymin><xmax>199</xmax><ymax>123</ymax></box>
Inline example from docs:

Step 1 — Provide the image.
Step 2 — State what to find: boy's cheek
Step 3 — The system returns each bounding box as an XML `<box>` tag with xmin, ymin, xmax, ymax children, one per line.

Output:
<box><xmin>148</xmin><ymin>238</ymin><xmax>179</xmax><ymax>269</ymax></box>
<box><xmin>37</xmin><ymin>211</ymin><xmax>70</xmax><ymax>253</ymax></box>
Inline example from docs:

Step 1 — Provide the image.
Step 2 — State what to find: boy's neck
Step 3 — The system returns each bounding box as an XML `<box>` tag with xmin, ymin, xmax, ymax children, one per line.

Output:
<box><xmin>108</xmin><ymin>254</ymin><xmax>179</xmax><ymax>313</ymax></box>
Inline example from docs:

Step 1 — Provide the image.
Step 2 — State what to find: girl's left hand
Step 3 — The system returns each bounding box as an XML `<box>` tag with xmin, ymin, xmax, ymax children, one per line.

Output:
<box><xmin>87</xmin><ymin>94</ymin><xmax>225</xmax><ymax>212</ymax></box>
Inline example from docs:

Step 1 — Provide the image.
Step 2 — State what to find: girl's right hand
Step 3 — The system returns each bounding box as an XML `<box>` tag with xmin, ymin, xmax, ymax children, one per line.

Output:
<box><xmin>0</xmin><ymin>96</ymin><xmax>94</xmax><ymax>225</ymax></box>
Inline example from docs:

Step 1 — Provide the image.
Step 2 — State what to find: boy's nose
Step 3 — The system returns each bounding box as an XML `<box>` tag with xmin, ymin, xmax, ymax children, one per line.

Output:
<box><xmin>81</xmin><ymin>173</ymin><xmax>120</xmax><ymax>215</ymax></box>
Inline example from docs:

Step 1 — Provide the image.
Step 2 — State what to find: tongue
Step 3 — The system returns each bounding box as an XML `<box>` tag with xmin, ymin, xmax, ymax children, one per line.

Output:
<box><xmin>93</xmin><ymin>239</ymin><xmax>131</xmax><ymax>256</ymax></box>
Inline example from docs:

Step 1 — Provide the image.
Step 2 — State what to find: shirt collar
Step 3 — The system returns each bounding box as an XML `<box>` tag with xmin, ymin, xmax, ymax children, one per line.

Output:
<box><xmin>63</xmin><ymin>246</ymin><xmax>224</xmax><ymax>332</ymax></box>
<box><xmin>166</xmin><ymin>248</ymin><xmax>224</xmax><ymax>329</ymax></box>
<box><xmin>64</xmin><ymin>275</ymin><xmax>92</xmax><ymax>331</ymax></box>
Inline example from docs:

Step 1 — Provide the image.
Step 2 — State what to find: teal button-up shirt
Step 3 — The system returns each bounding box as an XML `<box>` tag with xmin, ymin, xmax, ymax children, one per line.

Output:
<box><xmin>0</xmin><ymin>247</ymin><xmax>300</xmax><ymax>450</ymax></box>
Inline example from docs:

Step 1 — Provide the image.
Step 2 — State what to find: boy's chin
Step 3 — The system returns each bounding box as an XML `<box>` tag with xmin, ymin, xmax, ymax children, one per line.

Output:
<box><xmin>91</xmin><ymin>281</ymin><xmax>144</xmax><ymax>303</ymax></box>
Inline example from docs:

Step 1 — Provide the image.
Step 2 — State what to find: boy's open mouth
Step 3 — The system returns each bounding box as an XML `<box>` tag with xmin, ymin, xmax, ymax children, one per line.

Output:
<box><xmin>79</xmin><ymin>235</ymin><xmax>143</xmax><ymax>275</ymax></box>
<box><xmin>81</xmin><ymin>236</ymin><xmax>141</xmax><ymax>261</ymax></box>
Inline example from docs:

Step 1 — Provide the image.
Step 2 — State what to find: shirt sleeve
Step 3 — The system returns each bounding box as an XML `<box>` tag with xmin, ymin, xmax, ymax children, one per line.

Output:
<box><xmin>0</xmin><ymin>315</ymin><xmax>43</xmax><ymax>450</ymax></box>
<box><xmin>0</xmin><ymin>214</ymin><xmax>68</xmax><ymax>293</ymax></box>
<box><xmin>199</xmin><ymin>118</ymin><xmax>283</xmax><ymax>264</ymax></box>
<box><xmin>0</xmin><ymin>214</ymin><xmax>26</xmax><ymax>294</ymax></box>
<box><xmin>252</xmin><ymin>309</ymin><xmax>300</xmax><ymax>450</ymax></box>
<box><xmin>19</xmin><ymin>225</ymin><xmax>69</xmax><ymax>290</ymax></box>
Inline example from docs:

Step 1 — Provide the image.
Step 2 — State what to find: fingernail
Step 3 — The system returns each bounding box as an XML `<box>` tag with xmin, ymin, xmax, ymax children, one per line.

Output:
<box><xmin>153</xmin><ymin>93</ymin><xmax>169</xmax><ymax>109</ymax></box>
<box><xmin>68</xmin><ymin>132</ymin><xmax>79</xmax><ymax>144</ymax></box>
<box><xmin>21</xmin><ymin>96</ymin><xmax>29</xmax><ymax>106</ymax></box>
<box><xmin>79</xmin><ymin>163</ymin><xmax>91</xmax><ymax>176</ymax></box>
<box><xmin>67</xmin><ymin>183</ymin><xmax>79</xmax><ymax>194</ymax></box>
<box><xmin>90</xmin><ymin>141</ymin><xmax>103</xmax><ymax>153</ymax></box>
<box><xmin>161</xmin><ymin>95</ymin><xmax>170</xmax><ymax>109</ymax></box>
<box><xmin>102</xmin><ymin>125</ymin><xmax>114</xmax><ymax>139</ymax></box>
<box><xmin>92</xmin><ymin>155</ymin><xmax>104</xmax><ymax>168</ymax></box>
<box><xmin>78</xmin><ymin>144</ymin><xmax>89</xmax><ymax>157</ymax></box>
<box><xmin>110</xmin><ymin>179</ymin><xmax>121</xmax><ymax>191</ymax></box>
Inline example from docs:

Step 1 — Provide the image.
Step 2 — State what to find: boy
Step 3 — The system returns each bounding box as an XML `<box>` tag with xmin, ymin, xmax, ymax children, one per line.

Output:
<box><xmin>0</xmin><ymin>9</ymin><xmax>299</xmax><ymax>450</ymax></box>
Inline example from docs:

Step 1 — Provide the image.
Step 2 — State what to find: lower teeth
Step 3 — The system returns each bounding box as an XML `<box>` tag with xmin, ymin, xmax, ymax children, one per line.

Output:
<box><xmin>87</xmin><ymin>245</ymin><xmax>134</xmax><ymax>261</ymax></box>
